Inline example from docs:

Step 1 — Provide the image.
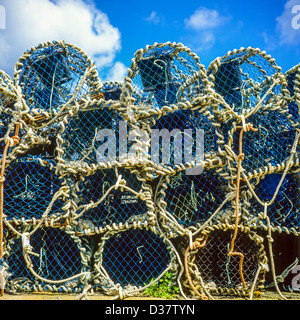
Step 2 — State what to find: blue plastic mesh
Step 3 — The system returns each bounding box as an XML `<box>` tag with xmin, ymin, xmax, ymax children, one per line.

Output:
<box><xmin>123</xmin><ymin>43</ymin><xmax>206</xmax><ymax>116</ymax></box>
<box><xmin>159</xmin><ymin>168</ymin><xmax>230</xmax><ymax>232</ymax></box>
<box><xmin>100</xmin><ymin>227</ymin><xmax>172</xmax><ymax>288</ymax></box>
<box><xmin>228</xmin><ymin>108</ymin><xmax>296</xmax><ymax>180</ymax></box>
<box><xmin>74</xmin><ymin>168</ymin><xmax>150</xmax><ymax>234</ymax></box>
<box><xmin>190</xmin><ymin>228</ymin><xmax>263</xmax><ymax>291</ymax></box>
<box><xmin>208</xmin><ymin>49</ymin><xmax>284</xmax><ymax>114</ymax></box>
<box><xmin>5</xmin><ymin>227</ymin><xmax>88</xmax><ymax>290</ymax></box>
<box><xmin>3</xmin><ymin>158</ymin><xmax>64</xmax><ymax>221</ymax></box>
<box><xmin>249</xmin><ymin>173</ymin><xmax>300</xmax><ymax>233</ymax></box>
<box><xmin>14</xmin><ymin>41</ymin><xmax>99</xmax><ymax>117</ymax></box>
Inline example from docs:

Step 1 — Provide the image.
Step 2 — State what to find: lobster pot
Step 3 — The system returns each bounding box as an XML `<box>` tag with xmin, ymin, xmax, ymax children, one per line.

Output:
<box><xmin>57</xmin><ymin>103</ymin><xmax>134</xmax><ymax>170</ymax></box>
<box><xmin>122</xmin><ymin>42</ymin><xmax>207</xmax><ymax>120</ymax></box>
<box><xmin>143</xmin><ymin>106</ymin><xmax>224</xmax><ymax>179</ymax></box>
<box><xmin>73</xmin><ymin>167</ymin><xmax>155</xmax><ymax>235</ymax></box>
<box><xmin>94</xmin><ymin>225</ymin><xmax>177</xmax><ymax>295</ymax></box>
<box><xmin>227</xmin><ymin>107</ymin><xmax>297</xmax><ymax>183</ymax></box>
<box><xmin>248</xmin><ymin>173</ymin><xmax>300</xmax><ymax>235</ymax></box>
<box><xmin>14</xmin><ymin>40</ymin><xmax>100</xmax><ymax>119</ymax></box>
<box><xmin>284</xmin><ymin>63</ymin><xmax>300</xmax><ymax>125</ymax></box>
<box><xmin>156</xmin><ymin>168</ymin><xmax>233</xmax><ymax>237</ymax></box>
<box><xmin>4</xmin><ymin>226</ymin><xmax>91</xmax><ymax>293</ymax></box>
<box><xmin>3</xmin><ymin>157</ymin><xmax>66</xmax><ymax>222</ymax></box>
<box><xmin>207</xmin><ymin>47</ymin><xmax>285</xmax><ymax>115</ymax></box>
<box><xmin>184</xmin><ymin>225</ymin><xmax>268</xmax><ymax>297</ymax></box>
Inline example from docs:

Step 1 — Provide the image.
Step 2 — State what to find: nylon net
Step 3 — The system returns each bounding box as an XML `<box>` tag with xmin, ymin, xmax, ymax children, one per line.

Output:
<box><xmin>94</xmin><ymin>226</ymin><xmax>177</xmax><ymax>294</ymax></box>
<box><xmin>121</xmin><ymin>42</ymin><xmax>208</xmax><ymax>120</ymax></box>
<box><xmin>14</xmin><ymin>41</ymin><xmax>100</xmax><ymax>122</ymax></box>
<box><xmin>183</xmin><ymin>225</ymin><xmax>267</xmax><ymax>297</ymax></box>
<box><xmin>4</xmin><ymin>227</ymin><xmax>90</xmax><ymax>293</ymax></box>
<box><xmin>156</xmin><ymin>168</ymin><xmax>233</xmax><ymax>236</ymax></box>
<box><xmin>0</xmin><ymin>41</ymin><xmax>299</xmax><ymax>299</ymax></box>
<box><xmin>4</xmin><ymin>157</ymin><xmax>64</xmax><ymax>221</ymax></box>
<box><xmin>72</xmin><ymin>167</ymin><xmax>154</xmax><ymax>235</ymax></box>
<box><xmin>207</xmin><ymin>48</ymin><xmax>286</xmax><ymax>115</ymax></box>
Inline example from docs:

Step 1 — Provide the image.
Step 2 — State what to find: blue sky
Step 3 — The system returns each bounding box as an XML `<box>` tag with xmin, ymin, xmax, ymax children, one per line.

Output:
<box><xmin>99</xmin><ymin>0</ymin><xmax>300</xmax><ymax>72</ymax></box>
<box><xmin>0</xmin><ymin>0</ymin><xmax>299</xmax><ymax>81</ymax></box>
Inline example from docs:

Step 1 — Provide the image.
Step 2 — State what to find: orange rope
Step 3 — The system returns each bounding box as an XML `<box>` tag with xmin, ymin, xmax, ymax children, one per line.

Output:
<box><xmin>228</xmin><ymin>123</ymin><xmax>257</xmax><ymax>288</ymax></box>
<box><xmin>0</xmin><ymin>122</ymin><xmax>20</xmax><ymax>296</ymax></box>
<box><xmin>184</xmin><ymin>235</ymin><xmax>209</xmax><ymax>300</ymax></box>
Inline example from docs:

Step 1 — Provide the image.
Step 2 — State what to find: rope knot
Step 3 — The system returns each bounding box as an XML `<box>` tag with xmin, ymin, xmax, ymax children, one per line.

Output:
<box><xmin>245</xmin><ymin>123</ymin><xmax>258</xmax><ymax>133</ymax></box>
<box><xmin>12</xmin><ymin>135</ymin><xmax>20</xmax><ymax>146</ymax></box>
<box><xmin>191</xmin><ymin>241</ymin><xmax>200</xmax><ymax>250</ymax></box>
<box><xmin>237</xmin><ymin>153</ymin><xmax>245</xmax><ymax>161</ymax></box>
<box><xmin>0</xmin><ymin>177</ymin><xmax>5</xmax><ymax>183</ymax></box>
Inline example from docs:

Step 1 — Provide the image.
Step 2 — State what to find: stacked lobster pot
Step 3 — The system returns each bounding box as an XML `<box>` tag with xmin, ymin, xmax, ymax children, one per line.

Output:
<box><xmin>0</xmin><ymin>40</ymin><xmax>299</xmax><ymax>300</ymax></box>
<box><xmin>118</xmin><ymin>41</ymin><xmax>256</xmax><ymax>299</ymax></box>
<box><xmin>2</xmin><ymin>40</ymin><xmax>101</xmax><ymax>294</ymax></box>
<box><xmin>206</xmin><ymin>48</ymin><xmax>300</xmax><ymax>296</ymax></box>
<box><xmin>0</xmin><ymin>40</ymin><xmax>180</xmax><ymax>298</ymax></box>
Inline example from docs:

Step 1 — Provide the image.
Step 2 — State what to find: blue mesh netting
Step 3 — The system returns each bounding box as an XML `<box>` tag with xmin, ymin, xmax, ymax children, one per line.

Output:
<box><xmin>98</xmin><ymin>227</ymin><xmax>173</xmax><ymax>288</ymax></box>
<box><xmin>122</xmin><ymin>42</ymin><xmax>206</xmax><ymax>118</ymax></box>
<box><xmin>158</xmin><ymin>168</ymin><xmax>231</xmax><ymax>233</ymax></box>
<box><xmin>248</xmin><ymin>173</ymin><xmax>300</xmax><ymax>233</ymax></box>
<box><xmin>59</xmin><ymin>106</ymin><xmax>123</xmax><ymax>165</ymax></box>
<box><xmin>208</xmin><ymin>48</ymin><xmax>285</xmax><ymax>115</ymax></box>
<box><xmin>14</xmin><ymin>41</ymin><xmax>99</xmax><ymax>118</ymax></box>
<box><xmin>3</xmin><ymin>158</ymin><xmax>64</xmax><ymax>221</ymax></box>
<box><xmin>74</xmin><ymin>168</ymin><xmax>151</xmax><ymax>234</ymax></box>
<box><xmin>143</xmin><ymin>107</ymin><xmax>222</xmax><ymax>178</ymax></box>
<box><xmin>5</xmin><ymin>227</ymin><xmax>89</xmax><ymax>291</ymax></box>
<box><xmin>188</xmin><ymin>227</ymin><xmax>264</xmax><ymax>292</ymax></box>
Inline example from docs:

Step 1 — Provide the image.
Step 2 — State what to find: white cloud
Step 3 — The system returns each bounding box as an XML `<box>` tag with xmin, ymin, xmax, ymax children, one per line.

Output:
<box><xmin>183</xmin><ymin>7</ymin><xmax>230</xmax><ymax>52</ymax></box>
<box><xmin>276</xmin><ymin>0</ymin><xmax>300</xmax><ymax>45</ymax></box>
<box><xmin>184</xmin><ymin>7</ymin><xmax>229</xmax><ymax>30</ymax></box>
<box><xmin>195</xmin><ymin>31</ymin><xmax>216</xmax><ymax>51</ymax></box>
<box><xmin>145</xmin><ymin>11</ymin><xmax>161</xmax><ymax>24</ymax></box>
<box><xmin>0</xmin><ymin>0</ymin><xmax>121</xmax><ymax>76</ymax></box>
<box><xmin>104</xmin><ymin>61</ymin><xmax>127</xmax><ymax>82</ymax></box>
